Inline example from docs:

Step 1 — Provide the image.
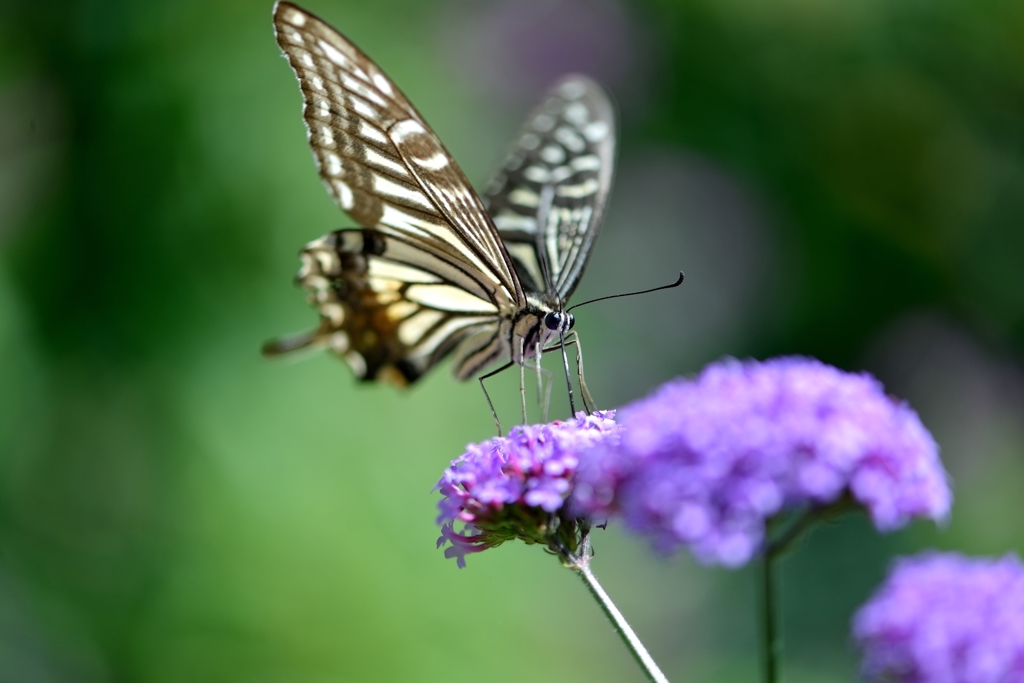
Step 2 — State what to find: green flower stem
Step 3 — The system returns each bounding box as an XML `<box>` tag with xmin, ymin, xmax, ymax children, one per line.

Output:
<box><xmin>760</xmin><ymin>550</ymin><xmax>778</xmax><ymax>683</ymax></box>
<box><xmin>564</xmin><ymin>534</ymin><xmax>670</xmax><ymax>683</ymax></box>
<box><xmin>758</xmin><ymin>497</ymin><xmax>857</xmax><ymax>683</ymax></box>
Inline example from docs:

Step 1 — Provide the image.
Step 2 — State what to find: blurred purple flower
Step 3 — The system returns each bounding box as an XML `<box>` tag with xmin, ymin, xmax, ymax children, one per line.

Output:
<box><xmin>854</xmin><ymin>552</ymin><xmax>1024</xmax><ymax>683</ymax></box>
<box><xmin>440</xmin><ymin>0</ymin><xmax>638</xmax><ymax>105</ymax></box>
<box><xmin>436</xmin><ymin>411</ymin><xmax>620</xmax><ymax>568</ymax></box>
<box><xmin>573</xmin><ymin>357</ymin><xmax>951</xmax><ymax>567</ymax></box>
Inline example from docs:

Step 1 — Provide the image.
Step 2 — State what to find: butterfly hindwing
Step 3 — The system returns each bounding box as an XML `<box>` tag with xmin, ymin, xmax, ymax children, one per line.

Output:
<box><xmin>483</xmin><ymin>76</ymin><xmax>616</xmax><ymax>302</ymax></box>
<box><xmin>262</xmin><ymin>228</ymin><xmax>505</xmax><ymax>384</ymax></box>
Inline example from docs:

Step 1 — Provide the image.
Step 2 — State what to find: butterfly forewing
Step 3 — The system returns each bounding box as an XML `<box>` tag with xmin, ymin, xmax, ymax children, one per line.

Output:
<box><xmin>267</xmin><ymin>2</ymin><xmax>524</xmax><ymax>383</ymax></box>
<box><xmin>483</xmin><ymin>76</ymin><xmax>616</xmax><ymax>303</ymax></box>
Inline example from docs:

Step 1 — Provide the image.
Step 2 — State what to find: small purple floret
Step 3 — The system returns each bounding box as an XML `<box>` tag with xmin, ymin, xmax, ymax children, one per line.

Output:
<box><xmin>573</xmin><ymin>357</ymin><xmax>951</xmax><ymax>567</ymax></box>
<box><xmin>436</xmin><ymin>411</ymin><xmax>620</xmax><ymax>568</ymax></box>
<box><xmin>854</xmin><ymin>552</ymin><xmax>1024</xmax><ymax>683</ymax></box>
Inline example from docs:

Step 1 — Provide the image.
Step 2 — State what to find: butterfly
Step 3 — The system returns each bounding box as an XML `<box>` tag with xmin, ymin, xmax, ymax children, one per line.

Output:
<box><xmin>264</xmin><ymin>1</ymin><xmax>616</xmax><ymax>420</ymax></box>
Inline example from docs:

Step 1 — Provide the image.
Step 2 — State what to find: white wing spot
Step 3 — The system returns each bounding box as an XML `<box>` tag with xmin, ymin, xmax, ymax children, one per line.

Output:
<box><xmin>391</xmin><ymin>119</ymin><xmax>427</xmax><ymax>143</ymax></box>
<box><xmin>364</xmin><ymin>147</ymin><xmax>409</xmax><ymax>177</ymax></box>
<box><xmin>297</xmin><ymin>252</ymin><xmax>315</xmax><ymax>279</ymax></box>
<box><xmin>554</xmin><ymin>126</ymin><xmax>586</xmax><ymax>152</ymax></box>
<box><xmin>387</xmin><ymin>300</ymin><xmax>419</xmax><ymax>321</ymax></box>
<box><xmin>311</xmin><ymin>75</ymin><xmax>325</xmax><ymax>91</ymax></box>
<box><xmin>523</xmin><ymin>165</ymin><xmax>550</xmax><ymax>183</ymax></box>
<box><xmin>583</xmin><ymin>121</ymin><xmax>609</xmax><ymax>142</ymax></box>
<box><xmin>320</xmin><ymin>125</ymin><xmax>334</xmax><ymax>146</ymax></box>
<box><xmin>485</xmin><ymin>174</ymin><xmax>506</xmax><ymax>194</ymax></box>
<box><xmin>519</xmin><ymin>133</ymin><xmax>541</xmax><ymax>150</ymax></box>
<box><xmin>368</xmin><ymin>259</ymin><xmax>441</xmax><ymax>283</ymax></box>
<box><xmin>344</xmin><ymin>351</ymin><xmax>367</xmax><ymax>377</ymax></box>
<box><xmin>555</xmin><ymin>178</ymin><xmax>600</xmax><ymax>198</ymax></box>
<box><xmin>571</xmin><ymin>154</ymin><xmax>601</xmax><ymax>172</ymax></box>
<box><xmin>540</xmin><ymin>144</ymin><xmax>566</xmax><ymax>164</ymax></box>
<box><xmin>306</xmin><ymin>234</ymin><xmax>335</xmax><ymax>251</ymax></box>
<box><xmin>532</xmin><ymin>114</ymin><xmax>556</xmax><ymax>132</ymax></box>
<box><xmin>413</xmin><ymin>151</ymin><xmax>450</xmax><ymax>170</ymax></box>
<box><xmin>374</xmin><ymin>174</ymin><xmax>432</xmax><ymax>211</ymax></box>
<box><xmin>334</xmin><ymin>180</ymin><xmax>354</xmax><ymax>209</ymax></box>
<box><xmin>338</xmin><ymin>231</ymin><xmax>363</xmax><ymax>252</ymax></box>
<box><xmin>325</xmin><ymin>152</ymin><xmax>342</xmax><ymax>176</ymax></box>
<box><xmin>318</xmin><ymin>99</ymin><xmax>331</xmax><ymax>117</ymax></box>
<box><xmin>369</xmin><ymin>278</ymin><xmax>402</xmax><ymax>293</ymax></box>
<box><xmin>550</xmin><ymin>165</ymin><xmax>573</xmax><ymax>183</ymax></box>
<box><xmin>323</xmin><ymin>303</ymin><xmax>345</xmax><ymax>326</ymax></box>
<box><xmin>372</xmin><ymin>72</ymin><xmax>393</xmax><ymax>96</ymax></box>
<box><xmin>319</xmin><ymin>40</ymin><xmax>350</xmax><ymax>68</ymax></box>
<box><xmin>304</xmin><ymin>274</ymin><xmax>330</xmax><ymax>292</ymax></box>
<box><xmin>406</xmin><ymin>284</ymin><xmax>499</xmax><ymax>313</ymax></box>
<box><xmin>285</xmin><ymin>29</ymin><xmax>304</xmax><ymax>44</ymax></box>
<box><xmin>330</xmin><ymin>331</ymin><xmax>349</xmax><ymax>352</ymax></box>
<box><xmin>565</xmin><ymin>102</ymin><xmax>589</xmax><ymax>125</ymax></box>
<box><xmin>284</xmin><ymin>8</ymin><xmax>307</xmax><ymax>26</ymax></box>
<box><xmin>352</xmin><ymin>98</ymin><xmax>376</xmax><ymax>119</ymax></box>
<box><xmin>509</xmin><ymin>188</ymin><xmax>540</xmax><ymax>208</ymax></box>
<box><xmin>559</xmin><ymin>80</ymin><xmax>586</xmax><ymax>99</ymax></box>
<box><xmin>300</xmin><ymin>52</ymin><xmax>314</xmax><ymax>67</ymax></box>
<box><xmin>494</xmin><ymin>213</ymin><xmax>538</xmax><ymax>232</ymax></box>
<box><xmin>341</xmin><ymin>75</ymin><xmax>387</xmax><ymax>108</ymax></box>
<box><xmin>379</xmin><ymin>205</ymin><xmax>433</xmax><ymax>240</ymax></box>
<box><xmin>314</xmin><ymin>249</ymin><xmax>340</xmax><ymax>274</ymax></box>
<box><xmin>399</xmin><ymin>310</ymin><xmax>445</xmax><ymax>345</ymax></box>
<box><xmin>359</xmin><ymin>121</ymin><xmax>388</xmax><ymax>146</ymax></box>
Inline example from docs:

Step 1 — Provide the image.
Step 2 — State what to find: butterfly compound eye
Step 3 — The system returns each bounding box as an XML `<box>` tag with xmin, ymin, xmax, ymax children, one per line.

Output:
<box><xmin>544</xmin><ymin>311</ymin><xmax>561</xmax><ymax>330</ymax></box>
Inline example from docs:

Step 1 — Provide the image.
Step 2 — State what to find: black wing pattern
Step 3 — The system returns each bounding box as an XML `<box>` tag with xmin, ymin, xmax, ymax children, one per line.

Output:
<box><xmin>264</xmin><ymin>2</ymin><xmax>525</xmax><ymax>385</ymax></box>
<box><xmin>482</xmin><ymin>76</ymin><xmax>616</xmax><ymax>303</ymax></box>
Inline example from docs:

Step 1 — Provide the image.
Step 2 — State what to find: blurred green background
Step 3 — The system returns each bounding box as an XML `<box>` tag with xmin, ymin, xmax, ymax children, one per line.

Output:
<box><xmin>1</xmin><ymin>0</ymin><xmax>1023</xmax><ymax>680</ymax></box>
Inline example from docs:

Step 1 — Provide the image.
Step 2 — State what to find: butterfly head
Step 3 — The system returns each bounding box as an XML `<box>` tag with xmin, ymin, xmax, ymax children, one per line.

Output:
<box><xmin>543</xmin><ymin>310</ymin><xmax>575</xmax><ymax>335</ymax></box>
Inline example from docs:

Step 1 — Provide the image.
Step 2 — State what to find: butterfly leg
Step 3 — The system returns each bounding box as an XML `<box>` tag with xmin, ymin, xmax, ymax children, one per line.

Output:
<box><xmin>539</xmin><ymin>335</ymin><xmax>594</xmax><ymax>415</ymax></box>
<box><xmin>520</xmin><ymin>351</ymin><xmax>554</xmax><ymax>423</ymax></box>
<box><xmin>557</xmin><ymin>332</ymin><xmax>577</xmax><ymax>417</ymax></box>
<box><xmin>540</xmin><ymin>365</ymin><xmax>554</xmax><ymax>421</ymax></box>
<box><xmin>478</xmin><ymin>361</ymin><xmax>515</xmax><ymax>436</ymax></box>
<box><xmin>534</xmin><ymin>342</ymin><xmax>544</xmax><ymax>409</ymax></box>
<box><xmin>566</xmin><ymin>331</ymin><xmax>597</xmax><ymax>414</ymax></box>
<box><xmin>519</xmin><ymin>336</ymin><xmax>528</xmax><ymax>426</ymax></box>
<box><xmin>535</xmin><ymin>342</ymin><xmax>553</xmax><ymax>422</ymax></box>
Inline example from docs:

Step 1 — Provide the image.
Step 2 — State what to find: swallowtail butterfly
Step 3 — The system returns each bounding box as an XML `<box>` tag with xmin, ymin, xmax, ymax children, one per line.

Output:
<box><xmin>264</xmin><ymin>2</ymin><xmax>615</xmax><ymax>413</ymax></box>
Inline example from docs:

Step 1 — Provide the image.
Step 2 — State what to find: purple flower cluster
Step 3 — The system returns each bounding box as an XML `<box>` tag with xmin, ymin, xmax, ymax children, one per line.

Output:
<box><xmin>854</xmin><ymin>553</ymin><xmax>1024</xmax><ymax>683</ymax></box>
<box><xmin>574</xmin><ymin>357</ymin><xmax>951</xmax><ymax>567</ymax></box>
<box><xmin>436</xmin><ymin>411</ymin><xmax>620</xmax><ymax>568</ymax></box>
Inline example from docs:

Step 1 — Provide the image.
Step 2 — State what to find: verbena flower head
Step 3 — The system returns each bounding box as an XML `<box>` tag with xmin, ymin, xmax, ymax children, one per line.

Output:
<box><xmin>436</xmin><ymin>411</ymin><xmax>620</xmax><ymax>568</ymax></box>
<box><xmin>573</xmin><ymin>357</ymin><xmax>951</xmax><ymax>567</ymax></box>
<box><xmin>854</xmin><ymin>552</ymin><xmax>1024</xmax><ymax>683</ymax></box>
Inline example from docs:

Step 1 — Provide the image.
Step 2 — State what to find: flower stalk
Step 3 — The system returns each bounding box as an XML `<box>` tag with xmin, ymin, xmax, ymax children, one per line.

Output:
<box><xmin>760</xmin><ymin>549</ymin><xmax>778</xmax><ymax>683</ymax></box>
<box><xmin>562</xmin><ymin>532</ymin><xmax>670</xmax><ymax>683</ymax></box>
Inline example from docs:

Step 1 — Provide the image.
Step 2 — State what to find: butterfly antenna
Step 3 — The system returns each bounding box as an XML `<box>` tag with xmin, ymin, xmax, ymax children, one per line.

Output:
<box><xmin>566</xmin><ymin>271</ymin><xmax>685</xmax><ymax>313</ymax></box>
